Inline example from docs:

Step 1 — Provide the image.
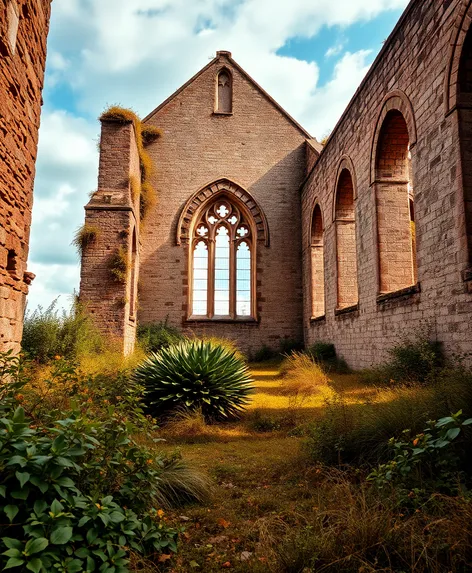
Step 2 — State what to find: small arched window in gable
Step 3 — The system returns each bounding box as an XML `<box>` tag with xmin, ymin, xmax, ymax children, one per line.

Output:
<box><xmin>216</xmin><ymin>69</ymin><xmax>233</xmax><ymax>114</ymax></box>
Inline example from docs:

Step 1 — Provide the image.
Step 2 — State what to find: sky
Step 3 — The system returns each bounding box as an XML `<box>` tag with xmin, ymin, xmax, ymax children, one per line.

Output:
<box><xmin>27</xmin><ymin>0</ymin><xmax>409</xmax><ymax>313</ymax></box>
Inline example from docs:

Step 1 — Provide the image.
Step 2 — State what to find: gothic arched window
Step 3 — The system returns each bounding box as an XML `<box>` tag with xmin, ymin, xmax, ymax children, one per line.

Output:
<box><xmin>216</xmin><ymin>68</ymin><xmax>233</xmax><ymax>113</ymax></box>
<box><xmin>190</xmin><ymin>198</ymin><xmax>254</xmax><ymax>319</ymax></box>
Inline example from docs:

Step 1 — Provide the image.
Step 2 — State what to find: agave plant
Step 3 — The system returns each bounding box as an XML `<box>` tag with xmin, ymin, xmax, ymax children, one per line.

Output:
<box><xmin>134</xmin><ymin>339</ymin><xmax>254</xmax><ymax>421</ymax></box>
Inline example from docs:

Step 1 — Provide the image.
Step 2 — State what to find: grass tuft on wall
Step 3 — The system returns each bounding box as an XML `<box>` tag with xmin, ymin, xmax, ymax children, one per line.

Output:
<box><xmin>72</xmin><ymin>224</ymin><xmax>100</xmax><ymax>256</ymax></box>
<box><xmin>108</xmin><ymin>245</ymin><xmax>129</xmax><ymax>283</ymax></box>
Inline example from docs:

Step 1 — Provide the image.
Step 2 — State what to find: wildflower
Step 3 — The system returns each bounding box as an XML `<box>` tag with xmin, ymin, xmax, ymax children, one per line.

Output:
<box><xmin>412</xmin><ymin>438</ymin><xmax>419</xmax><ymax>446</ymax></box>
<box><xmin>15</xmin><ymin>394</ymin><xmax>24</xmax><ymax>402</ymax></box>
<box><xmin>95</xmin><ymin>503</ymin><xmax>103</xmax><ymax>510</ymax></box>
<box><xmin>146</xmin><ymin>459</ymin><xmax>153</xmax><ymax>465</ymax></box>
<box><xmin>54</xmin><ymin>355</ymin><xmax>62</xmax><ymax>360</ymax></box>
<box><xmin>157</xmin><ymin>509</ymin><xmax>165</xmax><ymax>518</ymax></box>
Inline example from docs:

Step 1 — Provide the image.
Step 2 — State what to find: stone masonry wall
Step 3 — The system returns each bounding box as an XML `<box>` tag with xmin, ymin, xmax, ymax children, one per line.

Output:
<box><xmin>139</xmin><ymin>52</ymin><xmax>310</xmax><ymax>356</ymax></box>
<box><xmin>302</xmin><ymin>0</ymin><xmax>472</xmax><ymax>369</ymax></box>
<box><xmin>0</xmin><ymin>0</ymin><xmax>52</xmax><ymax>352</ymax></box>
<box><xmin>79</xmin><ymin>120</ymin><xmax>141</xmax><ymax>355</ymax></box>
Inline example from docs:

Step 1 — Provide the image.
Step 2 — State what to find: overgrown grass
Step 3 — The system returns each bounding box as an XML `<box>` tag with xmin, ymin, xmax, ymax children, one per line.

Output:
<box><xmin>72</xmin><ymin>223</ymin><xmax>100</xmax><ymax>256</ymax></box>
<box><xmin>22</xmin><ymin>299</ymin><xmax>104</xmax><ymax>364</ymax></box>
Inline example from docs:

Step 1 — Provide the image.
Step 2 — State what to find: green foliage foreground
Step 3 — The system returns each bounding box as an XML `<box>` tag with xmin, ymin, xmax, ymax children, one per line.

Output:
<box><xmin>134</xmin><ymin>340</ymin><xmax>254</xmax><ymax>421</ymax></box>
<box><xmin>0</xmin><ymin>352</ymin><xmax>209</xmax><ymax>573</ymax></box>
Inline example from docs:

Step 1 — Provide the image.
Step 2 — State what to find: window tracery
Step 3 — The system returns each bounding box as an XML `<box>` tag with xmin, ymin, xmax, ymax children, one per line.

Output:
<box><xmin>190</xmin><ymin>198</ymin><xmax>254</xmax><ymax>319</ymax></box>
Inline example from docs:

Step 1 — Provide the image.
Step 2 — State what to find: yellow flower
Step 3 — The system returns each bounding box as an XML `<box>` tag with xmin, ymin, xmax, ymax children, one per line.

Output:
<box><xmin>54</xmin><ymin>355</ymin><xmax>62</xmax><ymax>360</ymax></box>
<box><xmin>157</xmin><ymin>509</ymin><xmax>165</xmax><ymax>518</ymax></box>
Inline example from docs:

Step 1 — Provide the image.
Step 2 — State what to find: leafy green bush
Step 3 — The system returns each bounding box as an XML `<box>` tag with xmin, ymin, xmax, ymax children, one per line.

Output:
<box><xmin>137</xmin><ymin>320</ymin><xmax>184</xmax><ymax>354</ymax></box>
<box><xmin>134</xmin><ymin>339</ymin><xmax>254</xmax><ymax>421</ymax></box>
<box><xmin>252</xmin><ymin>345</ymin><xmax>276</xmax><ymax>362</ymax></box>
<box><xmin>279</xmin><ymin>338</ymin><xmax>304</xmax><ymax>355</ymax></box>
<box><xmin>361</xmin><ymin>335</ymin><xmax>444</xmax><ymax>386</ymax></box>
<box><xmin>306</xmin><ymin>342</ymin><xmax>350</xmax><ymax>374</ymax></box>
<box><xmin>0</xmin><ymin>351</ymin><xmax>210</xmax><ymax>572</ymax></box>
<box><xmin>368</xmin><ymin>411</ymin><xmax>472</xmax><ymax>503</ymax></box>
<box><xmin>22</xmin><ymin>300</ymin><xmax>104</xmax><ymax>364</ymax></box>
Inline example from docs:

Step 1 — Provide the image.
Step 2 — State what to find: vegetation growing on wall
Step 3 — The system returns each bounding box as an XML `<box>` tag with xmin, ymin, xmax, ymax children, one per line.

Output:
<box><xmin>108</xmin><ymin>246</ymin><xmax>129</xmax><ymax>283</ymax></box>
<box><xmin>99</xmin><ymin>106</ymin><xmax>162</xmax><ymax>222</ymax></box>
<box><xmin>72</xmin><ymin>224</ymin><xmax>100</xmax><ymax>256</ymax></box>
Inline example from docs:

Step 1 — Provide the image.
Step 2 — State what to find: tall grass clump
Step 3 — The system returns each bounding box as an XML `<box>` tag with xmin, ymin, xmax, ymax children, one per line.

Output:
<box><xmin>134</xmin><ymin>339</ymin><xmax>254</xmax><ymax>421</ymax></box>
<box><xmin>305</xmin><ymin>366</ymin><xmax>472</xmax><ymax>467</ymax></box>
<box><xmin>22</xmin><ymin>299</ymin><xmax>104</xmax><ymax>364</ymax></box>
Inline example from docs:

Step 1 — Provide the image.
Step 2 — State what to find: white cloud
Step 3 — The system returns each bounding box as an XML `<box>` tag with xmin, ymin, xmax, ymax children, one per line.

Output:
<box><xmin>29</xmin><ymin>0</ymin><xmax>408</xmax><ymax>309</ymax></box>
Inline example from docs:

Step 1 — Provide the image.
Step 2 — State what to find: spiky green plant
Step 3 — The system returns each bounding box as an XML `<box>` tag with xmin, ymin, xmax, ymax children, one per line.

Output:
<box><xmin>134</xmin><ymin>339</ymin><xmax>254</xmax><ymax>421</ymax></box>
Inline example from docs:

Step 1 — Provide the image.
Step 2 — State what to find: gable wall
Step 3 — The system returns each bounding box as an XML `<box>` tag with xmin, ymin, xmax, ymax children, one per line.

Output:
<box><xmin>139</xmin><ymin>53</ymin><xmax>308</xmax><ymax>355</ymax></box>
<box><xmin>0</xmin><ymin>0</ymin><xmax>52</xmax><ymax>351</ymax></box>
<box><xmin>302</xmin><ymin>0</ymin><xmax>472</xmax><ymax>369</ymax></box>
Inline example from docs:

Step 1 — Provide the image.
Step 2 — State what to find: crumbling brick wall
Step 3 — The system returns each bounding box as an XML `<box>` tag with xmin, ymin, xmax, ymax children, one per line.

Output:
<box><xmin>79</xmin><ymin>119</ymin><xmax>141</xmax><ymax>355</ymax></box>
<box><xmin>0</xmin><ymin>0</ymin><xmax>52</xmax><ymax>352</ymax></box>
<box><xmin>302</xmin><ymin>0</ymin><xmax>472</xmax><ymax>369</ymax></box>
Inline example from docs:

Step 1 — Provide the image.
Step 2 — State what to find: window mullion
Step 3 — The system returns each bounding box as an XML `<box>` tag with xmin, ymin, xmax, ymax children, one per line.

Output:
<box><xmin>208</xmin><ymin>239</ymin><xmax>215</xmax><ymax>318</ymax></box>
<box><xmin>229</xmin><ymin>236</ymin><xmax>236</xmax><ymax>318</ymax></box>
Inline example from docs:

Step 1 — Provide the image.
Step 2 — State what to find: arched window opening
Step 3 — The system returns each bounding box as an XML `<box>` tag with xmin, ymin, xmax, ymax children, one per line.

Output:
<box><xmin>458</xmin><ymin>27</ymin><xmax>472</xmax><ymax>269</ymax></box>
<box><xmin>190</xmin><ymin>198</ymin><xmax>254</xmax><ymax>319</ymax></box>
<box><xmin>216</xmin><ymin>69</ymin><xmax>232</xmax><ymax>113</ymax></box>
<box><xmin>335</xmin><ymin>169</ymin><xmax>358</xmax><ymax>309</ymax></box>
<box><xmin>129</xmin><ymin>229</ymin><xmax>138</xmax><ymax>320</ymax></box>
<box><xmin>310</xmin><ymin>205</ymin><xmax>325</xmax><ymax>318</ymax></box>
<box><xmin>375</xmin><ymin>110</ymin><xmax>417</xmax><ymax>293</ymax></box>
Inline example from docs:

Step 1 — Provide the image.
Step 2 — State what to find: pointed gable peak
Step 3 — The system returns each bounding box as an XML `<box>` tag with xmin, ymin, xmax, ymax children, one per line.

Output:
<box><xmin>144</xmin><ymin>51</ymin><xmax>313</xmax><ymax>139</ymax></box>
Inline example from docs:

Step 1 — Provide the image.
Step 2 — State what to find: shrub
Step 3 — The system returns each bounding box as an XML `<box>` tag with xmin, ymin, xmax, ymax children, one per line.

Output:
<box><xmin>134</xmin><ymin>339</ymin><xmax>254</xmax><ymax>421</ymax></box>
<box><xmin>368</xmin><ymin>411</ymin><xmax>472</xmax><ymax>502</ymax></box>
<box><xmin>0</xmin><ymin>355</ymin><xmax>181</xmax><ymax>572</ymax></box>
<box><xmin>138</xmin><ymin>320</ymin><xmax>184</xmax><ymax>354</ymax></box>
<box><xmin>307</xmin><ymin>341</ymin><xmax>350</xmax><ymax>374</ymax></box>
<box><xmin>279</xmin><ymin>338</ymin><xmax>304</xmax><ymax>355</ymax></box>
<box><xmin>361</xmin><ymin>334</ymin><xmax>445</xmax><ymax>386</ymax></box>
<box><xmin>252</xmin><ymin>345</ymin><xmax>276</xmax><ymax>362</ymax></box>
<box><xmin>22</xmin><ymin>300</ymin><xmax>104</xmax><ymax>364</ymax></box>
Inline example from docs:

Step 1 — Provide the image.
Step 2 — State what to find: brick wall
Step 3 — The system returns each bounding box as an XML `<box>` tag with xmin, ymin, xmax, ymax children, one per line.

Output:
<box><xmin>79</xmin><ymin>120</ymin><xmax>141</xmax><ymax>355</ymax></box>
<box><xmin>138</xmin><ymin>52</ymin><xmax>310</xmax><ymax>355</ymax></box>
<box><xmin>302</xmin><ymin>0</ymin><xmax>472</xmax><ymax>369</ymax></box>
<box><xmin>0</xmin><ymin>0</ymin><xmax>52</xmax><ymax>352</ymax></box>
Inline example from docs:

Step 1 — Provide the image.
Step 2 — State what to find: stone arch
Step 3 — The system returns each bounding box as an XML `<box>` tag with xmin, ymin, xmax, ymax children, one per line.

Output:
<box><xmin>309</xmin><ymin>201</ymin><xmax>325</xmax><ymax>318</ymax></box>
<box><xmin>333</xmin><ymin>159</ymin><xmax>358</xmax><ymax>309</ymax></box>
<box><xmin>370</xmin><ymin>90</ymin><xmax>417</xmax><ymax>185</ymax></box>
<box><xmin>332</xmin><ymin>155</ymin><xmax>358</xmax><ymax>222</ymax></box>
<box><xmin>444</xmin><ymin>0</ymin><xmax>472</xmax><ymax>115</ymax></box>
<box><xmin>177</xmin><ymin>178</ymin><xmax>270</xmax><ymax>247</ymax></box>
<box><xmin>215</xmin><ymin>67</ymin><xmax>233</xmax><ymax>113</ymax></box>
<box><xmin>373</xmin><ymin>106</ymin><xmax>418</xmax><ymax>294</ymax></box>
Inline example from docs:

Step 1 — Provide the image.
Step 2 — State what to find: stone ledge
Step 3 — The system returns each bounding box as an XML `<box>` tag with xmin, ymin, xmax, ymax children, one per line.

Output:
<box><xmin>335</xmin><ymin>304</ymin><xmax>359</xmax><ymax>317</ymax></box>
<box><xmin>184</xmin><ymin>317</ymin><xmax>259</xmax><ymax>325</ymax></box>
<box><xmin>377</xmin><ymin>283</ymin><xmax>421</xmax><ymax>304</ymax></box>
<box><xmin>310</xmin><ymin>314</ymin><xmax>326</xmax><ymax>324</ymax></box>
<box><xmin>212</xmin><ymin>111</ymin><xmax>233</xmax><ymax>116</ymax></box>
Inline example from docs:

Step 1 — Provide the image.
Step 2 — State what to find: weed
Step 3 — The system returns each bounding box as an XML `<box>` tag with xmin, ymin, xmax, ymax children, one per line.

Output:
<box><xmin>109</xmin><ymin>245</ymin><xmax>129</xmax><ymax>283</ymax></box>
<box><xmin>72</xmin><ymin>224</ymin><xmax>100</xmax><ymax>256</ymax></box>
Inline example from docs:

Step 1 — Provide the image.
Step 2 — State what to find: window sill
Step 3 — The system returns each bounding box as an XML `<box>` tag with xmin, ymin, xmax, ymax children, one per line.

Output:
<box><xmin>377</xmin><ymin>283</ymin><xmax>421</xmax><ymax>304</ymax></box>
<box><xmin>335</xmin><ymin>304</ymin><xmax>359</xmax><ymax>317</ymax></box>
<box><xmin>310</xmin><ymin>315</ymin><xmax>326</xmax><ymax>323</ymax></box>
<box><xmin>212</xmin><ymin>111</ymin><xmax>233</xmax><ymax>116</ymax></box>
<box><xmin>185</xmin><ymin>316</ymin><xmax>258</xmax><ymax>325</ymax></box>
